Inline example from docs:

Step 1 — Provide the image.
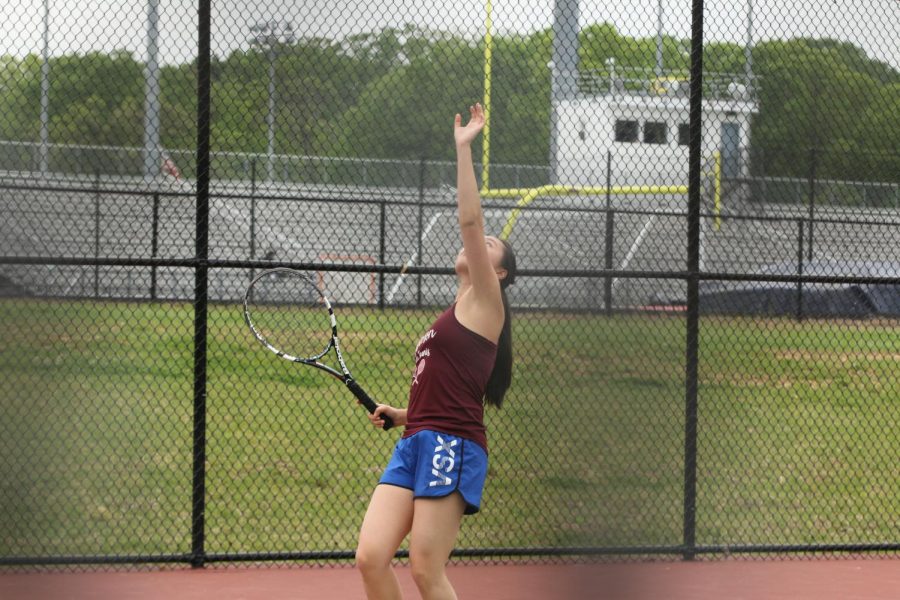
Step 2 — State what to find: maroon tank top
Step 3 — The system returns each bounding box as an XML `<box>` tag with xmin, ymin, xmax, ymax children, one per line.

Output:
<box><xmin>403</xmin><ymin>304</ymin><xmax>498</xmax><ymax>452</ymax></box>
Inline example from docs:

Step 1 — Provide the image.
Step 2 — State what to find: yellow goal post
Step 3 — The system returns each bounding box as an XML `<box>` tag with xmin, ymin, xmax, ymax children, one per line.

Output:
<box><xmin>480</xmin><ymin>154</ymin><xmax>722</xmax><ymax>240</ymax></box>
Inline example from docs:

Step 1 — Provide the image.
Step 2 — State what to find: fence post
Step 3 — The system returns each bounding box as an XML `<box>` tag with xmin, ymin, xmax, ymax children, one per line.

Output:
<box><xmin>150</xmin><ymin>192</ymin><xmax>160</xmax><ymax>300</ymax></box>
<box><xmin>93</xmin><ymin>170</ymin><xmax>101</xmax><ymax>298</ymax></box>
<box><xmin>378</xmin><ymin>201</ymin><xmax>386</xmax><ymax>310</ymax></box>
<box><xmin>191</xmin><ymin>0</ymin><xmax>212</xmax><ymax>569</ymax></box>
<box><xmin>604</xmin><ymin>212</ymin><xmax>615</xmax><ymax>315</ymax></box>
<box><xmin>796</xmin><ymin>219</ymin><xmax>805</xmax><ymax>322</ymax></box>
<box><xmin>681</xmin><ymin>0</ymin><xmax>705</xmax><ymax>562</ymax></box>
<box><xmin>604</xmin><ymin>150</ymin><xmax>614</xmax><ymax>315</ymax></box>
<box><xmin>249</xmin><ymin>158</ymin><xmax>257</xmax><ymax>284</ymax></box>
<box><xmin>807</xmin><ymin>146</ymin><xmax>817</xmax><ymax>261</ymax></box>
<box><xmin>760</xmin><ymin>146</ymin><xmax>767</xmax><ymax>204</ymax></box>
<box><xmin>416</xmin><ymin>157</ymin><xmax>426</xmax><ymax>308</ymax></box>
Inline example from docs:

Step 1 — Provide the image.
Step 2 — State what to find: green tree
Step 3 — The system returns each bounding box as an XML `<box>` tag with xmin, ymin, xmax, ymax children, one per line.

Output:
<box><xmin>159</xmin><ymin>63</ymin><xmax>196</xmax><ymax>151</ymax></box>
<box><xmin>0</xmin><ymin>56</ymin><xmax>41</xmax><ymax>143</ymax></box>
<box><xmin>325</xmin><ymin>37</ymin><xmax>483</xmax><ymax>160</ymax></box>
<box><xmin>45</xmin><ymin>50</ymin><xmax>143</xmax><ymax>146</ymax></box>
<box><xmin>752</xmin><ymin>39</ymin><xmax>898</xmax><ymax>181</ymax></box>
<box><xmin>1</xmin><ymin>24</ymin><xmax>895</xmax><ymax>190</ymax></box>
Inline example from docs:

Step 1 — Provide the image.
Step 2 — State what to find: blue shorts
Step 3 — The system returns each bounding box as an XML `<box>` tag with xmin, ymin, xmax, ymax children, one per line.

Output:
<box><xmin>379</xmin><ymin>430</ymin><xmax>488</xmax><ymax>515</ymax></box>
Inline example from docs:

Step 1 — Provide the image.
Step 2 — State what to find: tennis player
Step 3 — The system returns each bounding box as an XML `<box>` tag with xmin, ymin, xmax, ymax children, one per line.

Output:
<box><xmin>355</xmin><ymin>102</ymin><xmax>516</xmax><ymax>600</ymax></box>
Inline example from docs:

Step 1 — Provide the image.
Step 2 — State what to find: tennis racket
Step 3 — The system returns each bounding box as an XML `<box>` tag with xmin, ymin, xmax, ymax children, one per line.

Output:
<box><xmin>243</xmin><ymin>267</ymin><xmax>394</xmax><ymax>430</ymax></box>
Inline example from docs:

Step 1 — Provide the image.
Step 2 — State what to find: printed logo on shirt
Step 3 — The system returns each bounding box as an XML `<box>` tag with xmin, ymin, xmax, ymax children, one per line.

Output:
<box><xmin>416</xmin><ymin>329</ymin><xmax>436</xmax><ymax>352</ymax></box>
<box><xmin>412</xmin><ymin>329</ymin><xmax>435</xmax><ymax>386</ymax></box>
<box><xmin>412</xmin><ymin>360</ymin><xmax>425</xmax><ymax>386</ymax></box>
<box><xmin>429</xmin><ymin>435</ymin><xmax>458</xmax><ymax>487</ymax></box>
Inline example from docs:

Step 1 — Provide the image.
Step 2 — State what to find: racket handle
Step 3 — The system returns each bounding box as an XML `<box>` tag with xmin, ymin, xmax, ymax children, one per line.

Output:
<box><xmin>346</xmin><ymin>379</ymin><xmax>394</xmax><ymax>431</ymax></box>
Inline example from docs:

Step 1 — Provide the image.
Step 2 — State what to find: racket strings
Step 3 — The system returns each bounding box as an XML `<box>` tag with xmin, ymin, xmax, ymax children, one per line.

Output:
<box><xmin>245</xmin><ymin>269</ymin><xmax>334</xmax><ymax>361</ymax></box>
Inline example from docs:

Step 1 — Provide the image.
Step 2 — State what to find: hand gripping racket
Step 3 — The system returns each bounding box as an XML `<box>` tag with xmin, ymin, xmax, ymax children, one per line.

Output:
<box><xmin>243</xmin><ymin>268</ymin><xmax>394</xmax><ymax>430</ymax></box>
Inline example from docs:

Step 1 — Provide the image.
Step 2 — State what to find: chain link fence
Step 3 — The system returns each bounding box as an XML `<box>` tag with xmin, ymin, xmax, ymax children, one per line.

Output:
<box><xmin>1</xmin><ymin>0</ymin><xmax>898</xmax><ymax>568</ymax></box>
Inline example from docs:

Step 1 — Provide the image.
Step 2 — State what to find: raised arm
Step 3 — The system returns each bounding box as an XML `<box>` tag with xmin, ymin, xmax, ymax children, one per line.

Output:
<box><xmin>454</xmin><ymin>104</ymin><xmax>503</xmax><ymax>306</ymax></box>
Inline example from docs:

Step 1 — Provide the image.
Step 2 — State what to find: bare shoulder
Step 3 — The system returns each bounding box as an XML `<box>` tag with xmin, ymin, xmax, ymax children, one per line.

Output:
<box><xmin>454</xmin><ymin>289</ymin><xmax>504</xmax><ymax>344</ymax></box>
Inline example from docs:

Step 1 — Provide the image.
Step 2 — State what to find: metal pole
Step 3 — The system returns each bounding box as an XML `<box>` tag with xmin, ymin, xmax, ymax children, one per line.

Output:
<box><xmin>143</xmin><ymin>0</ymin><xmax>161</xmax><ymax>180</ymax></box>
<box><xmin>655</xmin><ymin>0</ymin><xmax>664</xmax><ymax>78</ymax></box>
<box><xmin>604</xmin><ymin>151</ymin><xmax>613</xmax><ymax>314</ymax></box>
<box><xmin>150</xmin><ymin>192</ymin><xmax>159</xmax><ymax>300</ymax></box>
<box><xmin>796</xmin><ymin>219</ymin><xmax>805</xmax><ymax>321</ymax></box>
<box><xmin>191</xmin><ymin>0</ymin><xmax>212</xmax><ymax>570</ymax></box>
<box><xmin>760</xmin><ymin>146</ymin><xmax>767</xmax><ymax>203</ymax></box>
<box><xmin>266</xmin><ymin>45</ymin><xmax>276</xmax><ymax>183</ymax></box>
<box><xmin>378</xmin><ymin>201</ymin><xmax>386</xmax><ymax>309</ymax></box>
<box><xmin>416</xmin><ymin>158</ymin><xmax>426</xmax><ymax>307</ymax></box>
<box><xmin>807</xmin><ymin>146</ymin><xmax>816</xmax><ymax>261</ymax></box>
<box><xmin>94</xmin><ymin>170</ymin><xmax>101</xmax><ymax>298</ymax></box>
<box><xmin>481</xmin><ymin>0</ymin><xmax>494</xmax><ymax>191</ymax></box>
<box><xmin>549</xmin><ymin>0</ymin><xmax>580</xmax><ymax>184</ymax></box>
<box><xmin>249</xmin><ymin>158</ymin><xmax>257</xmax><ymax>284</ymax></box>
<box><xmin>39</xmin><ymin>0</ymin><xmax>51</xmax><ymax>174</ymax></box>
<box><xmin>249</xmin><ymin>22</ymin><xmax>292</xmax><ymax>185</ymax></box>
<box><xmin>682</xmin><ymin>0</ymin><xmax>705</xmax><ymax>563</ymax></box>
<box><xmin>745</xmin><ymin>0</ymin><xmax>754</xmax><ymax>88</ymax></box>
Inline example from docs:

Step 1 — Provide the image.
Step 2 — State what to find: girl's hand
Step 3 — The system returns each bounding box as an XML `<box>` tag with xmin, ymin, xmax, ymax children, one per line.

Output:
<box><xmin>367</xmin><ymin>404</ymin><xmax>405</xmax><ymax>429</ymax></box>
<box><xmin>454</xmin><ymin>103</ymin><xmax>485</xmax><ymax>148</ymax></box>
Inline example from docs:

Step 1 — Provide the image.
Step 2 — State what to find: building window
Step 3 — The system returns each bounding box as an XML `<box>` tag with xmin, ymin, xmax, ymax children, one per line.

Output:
<box><xmin>614</xmin><ymin>120</ymin><xmax>638</xmax><ymax>143</ymax></box>
<box><xmin>643</xmin><ymin>121</ymin><xmax>667</xmax><ymax>144</ymax></box>
<box><xmin>678</xmin><ymin>123</ymin><xmax>690</xmax><ymax>146</ymax></box>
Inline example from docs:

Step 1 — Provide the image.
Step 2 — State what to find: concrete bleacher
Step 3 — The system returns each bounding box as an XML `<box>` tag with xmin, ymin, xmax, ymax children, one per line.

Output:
<box><xmin>2</xmin><ymin>172</ymin><xmax>898</xmax><ymax>311</ymax></box>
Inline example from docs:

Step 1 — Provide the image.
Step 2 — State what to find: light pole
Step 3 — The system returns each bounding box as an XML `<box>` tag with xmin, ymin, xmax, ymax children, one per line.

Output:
<box><xmin>745</xmin><ymin>0</ymin><xmax>755</xmax><ymax>89</ymax></box>
<box><xmin>143</xmin><ymin>0</ymin><xmax>161</xmax><ymax>181</ymax></box>
<box><xmin>39</xmin><ymin>0</ymin><xmax>50</xmax><ymax>174</ymax></box>
<box><xmin>548</xmin><ymin>0</ymin><xmax>580</xmax><ymax>184</ymax></box>
<box><xmin>249</xmin><ymin>20</ymin><xmax>295</xmax><ymax>183</ymax></box>
<box><xmin>655</xmin><ymin>0</ymin><xmax>664</xmax><ymax>78</ymax></box>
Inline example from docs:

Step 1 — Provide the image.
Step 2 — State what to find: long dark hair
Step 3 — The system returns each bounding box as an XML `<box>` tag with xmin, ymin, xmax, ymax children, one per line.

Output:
<box><xmin>485</xmin><ymin>239</ymin><xmax>516</xmax><ymax>408</ymax></box>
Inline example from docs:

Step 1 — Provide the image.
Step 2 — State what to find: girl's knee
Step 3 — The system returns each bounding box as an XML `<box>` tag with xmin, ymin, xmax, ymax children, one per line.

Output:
<box><xmin>355</xmin><ymin>543</ymin><xmax>392</xmax><ymax>577</ymax></box>
<box><xmin>410</xmin><ymin>564</ymin><xmax>443</xmax><ymax>591</ymax></box>
<box><xmin>409</xmin><ymin>552</ymin><xmax>446</xmax><ymax>590</ymax></box>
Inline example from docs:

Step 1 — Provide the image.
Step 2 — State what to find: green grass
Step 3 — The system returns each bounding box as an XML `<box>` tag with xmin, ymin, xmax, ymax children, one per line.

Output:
<box><xmin>0</xmin><ymin>299</ymin><xmax>897</xmax><ymax>559</ymax></box>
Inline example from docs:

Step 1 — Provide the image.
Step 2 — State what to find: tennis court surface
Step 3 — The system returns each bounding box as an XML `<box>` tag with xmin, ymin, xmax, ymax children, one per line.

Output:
<box><xmin>2</xmin><ymin>558</ymin><xmax>899</xmax><ymax>599</ymax></box>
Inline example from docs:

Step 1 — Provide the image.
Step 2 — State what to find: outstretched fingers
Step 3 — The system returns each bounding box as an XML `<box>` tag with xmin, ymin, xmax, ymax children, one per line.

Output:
<box><xmin>454</xmin><ymin>102</ymin><xmax>485</xmax><ymax>146</ymax></box>
<box><xmin>457</xmin><ymin>103</ymin><xmax>484</xmax><ymax>127</ymax></box>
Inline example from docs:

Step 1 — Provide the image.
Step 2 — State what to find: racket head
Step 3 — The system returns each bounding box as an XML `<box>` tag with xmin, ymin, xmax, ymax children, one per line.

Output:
<box><xmin>243</xmin><ymin>268</ymin><xmax>336</xmax><ymax>363</ymax></box>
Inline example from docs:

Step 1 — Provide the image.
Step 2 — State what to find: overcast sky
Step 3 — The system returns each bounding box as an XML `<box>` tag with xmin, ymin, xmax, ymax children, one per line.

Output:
<box><xmin>2</xmin><ymin>0</ymin><xmax>898</xmax><ymax>69</ymax></box>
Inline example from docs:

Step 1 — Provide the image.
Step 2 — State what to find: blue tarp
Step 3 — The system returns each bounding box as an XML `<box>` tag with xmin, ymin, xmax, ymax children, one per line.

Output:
<box><xmin>699</xmin><ymin>260</ymin><xmax>900</xmax><ymax>317</ymax></box>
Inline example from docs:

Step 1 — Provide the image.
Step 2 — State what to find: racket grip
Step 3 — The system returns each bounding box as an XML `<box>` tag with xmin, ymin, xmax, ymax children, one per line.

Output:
<box><xmin>346</xmin><ymin>379</ymin><xmax>394</xmax><ymax>431</ymax></box>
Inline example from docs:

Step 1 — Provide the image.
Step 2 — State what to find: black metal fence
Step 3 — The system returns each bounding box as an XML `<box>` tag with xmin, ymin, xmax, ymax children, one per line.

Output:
<box><xmin>1</xmin><ymin>0</ymin><xmax>898</xmax><ymax>568</ymax></box>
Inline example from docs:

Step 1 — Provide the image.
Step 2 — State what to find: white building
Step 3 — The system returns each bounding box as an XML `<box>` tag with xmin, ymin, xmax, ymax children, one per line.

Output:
<box><xmin>554</xmin><ymin>67</ymin><xmax>758</xmax><ymax>188</ymax></box>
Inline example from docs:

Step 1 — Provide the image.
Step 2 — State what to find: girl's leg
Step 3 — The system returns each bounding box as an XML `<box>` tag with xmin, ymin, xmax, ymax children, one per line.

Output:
<box><xmin>356</xmin><ymin>484</ymin><xmax>415</xmax><ymax>600</ymax></box>
<box><xmin>408</xmin><ymin>493</ymin><xmax>466</xmax><ymax>600</ymax></box>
